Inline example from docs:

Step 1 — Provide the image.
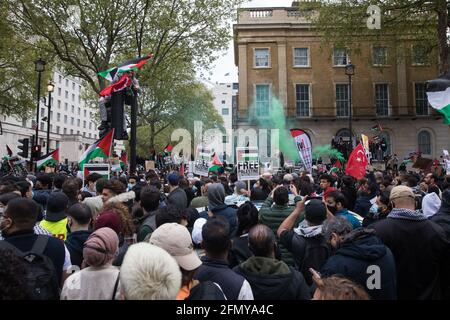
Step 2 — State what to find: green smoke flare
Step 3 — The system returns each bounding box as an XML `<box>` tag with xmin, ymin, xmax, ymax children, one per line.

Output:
<box><xmin>313</xmin><ymin>144</ymin><xmax>345</xmax><ymax>163</ymax></box>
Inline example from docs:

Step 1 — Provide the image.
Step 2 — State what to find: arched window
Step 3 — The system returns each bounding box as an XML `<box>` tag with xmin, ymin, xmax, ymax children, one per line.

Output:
<box><xmin>418</xmin><ymin>130</ymin><xmax>431</xmax><ymax>154</ymax></box>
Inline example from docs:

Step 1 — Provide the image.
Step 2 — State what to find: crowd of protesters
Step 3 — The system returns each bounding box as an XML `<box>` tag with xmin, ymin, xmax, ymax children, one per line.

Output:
<box><xmin>0</xmin><ymin>163</ymin><xmax>449</xmax><ymax>300</ymax></box>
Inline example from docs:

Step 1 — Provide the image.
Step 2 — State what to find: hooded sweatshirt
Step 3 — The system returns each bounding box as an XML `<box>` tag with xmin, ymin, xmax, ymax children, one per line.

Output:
<box><xmin>321</xmin><ymin>229</ymin><xmax>397</xmax><ymax>300</ymax></box>
<box><xmin>422</xmin><ymin>192</ymin><xmax>441</xmax><ymax>218</ymax></box>
<box><xmin>65</xmin><ymin>230</ymin><xmax>92</xmax><ymax>268</ymax></box>
<box><xmin>206</xmin><ymin>184</ymin><xmax>238</xmax><ymax>237</ymax></box>
<box><xmin>233</xmin><ymin>256</ymin><xmax>311</xmax><ymax>300</ymax></box>
<box><xmin>430</xmin><ymin>189</ymin><xmax>450</xmax><ymax>240</ymax></box>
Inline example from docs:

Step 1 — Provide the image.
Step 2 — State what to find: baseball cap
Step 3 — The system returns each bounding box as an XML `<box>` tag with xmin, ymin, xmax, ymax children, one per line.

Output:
<box><xmin>390</xmin><ymin>185</ymin><xmax>415</xmax><ymax>201</ymax></box>
<box><xmin>45</xmin><ymin>192</ymin><xmax>69</xmax><ymax>222</ymax></box>
<box><xmin>167</xmin><ymin>173</ymin><xmax>180</xmax><ymax>186</ymax></box>
<box><xmin>150</xmin><ymin>223</ymin><xmax>202</xmax><ymax>271</ymax></box>
<box><xmin>304</xmin><ymin>199</ymin><xmax>327</xmax><ymax>224</ymax></box>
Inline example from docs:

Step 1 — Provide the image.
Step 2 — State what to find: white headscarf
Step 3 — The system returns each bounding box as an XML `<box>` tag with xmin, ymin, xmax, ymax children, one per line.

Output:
<box><xmin>422</xmin><ymin>192</ymin><xmax>441</xmax><ymax>218</ymax></box>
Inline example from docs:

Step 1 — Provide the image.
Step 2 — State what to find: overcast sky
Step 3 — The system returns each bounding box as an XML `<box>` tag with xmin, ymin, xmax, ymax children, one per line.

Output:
<box><xmin>200</xmin><ymin>0</ymin><xmax>294</xmax><ymax>84</ymax></box>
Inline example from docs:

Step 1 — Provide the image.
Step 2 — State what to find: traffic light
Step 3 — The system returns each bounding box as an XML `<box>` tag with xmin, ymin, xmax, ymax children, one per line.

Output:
<box><xmin>31</xmin><ymin>145</ymin><xmax>41</xmax><ymax>160</ymax></box>
<box><xmin>17</xmin><ymin>138</ymin><xmax>29</xmax><ymax>158</ymax></box>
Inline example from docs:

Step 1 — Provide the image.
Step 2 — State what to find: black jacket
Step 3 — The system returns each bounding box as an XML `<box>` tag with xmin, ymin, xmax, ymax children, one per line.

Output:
<box><xmin>321</xmin><ymin>229</ymin><xmax>397</xmax><ymax>300</ymax></box>
<box><xmin>194</xmin><ymin>256</ymin><xmax>247</xmax><ymax>300</ymax></box>
<box><xmin>65</xmin><ymin>230</ymin><xmax>92</xmax><ymax>268</ymax></box>
<box><xmin>373</xmin><ymin>216</ymin><xmax>449</xmax><ymax>299</ymax></box>
<box><xmin>233</xmin><ymin>256</ymin><xmax>311</xmax><ymax>300</ymax></box>
<box><xmin>430</xmin><ymin>199</ymin><xmax>450</xmax><ymax>241</ymax></box>
<box><xmin>228</xmin><ymin>235</ymin><xmax>253</xmax><ymax>269</ymax></box>
<box><xmin>341</xmin><ymin>185</ymin><xmax>357</xmax><ymax>211</ymax></box>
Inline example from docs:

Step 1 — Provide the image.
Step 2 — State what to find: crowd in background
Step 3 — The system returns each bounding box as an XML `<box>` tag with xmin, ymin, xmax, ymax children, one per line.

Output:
<box><xmin>0</xmin><ymin>164</ymin><xmax>449</xmax><ymax>300</ymax></box>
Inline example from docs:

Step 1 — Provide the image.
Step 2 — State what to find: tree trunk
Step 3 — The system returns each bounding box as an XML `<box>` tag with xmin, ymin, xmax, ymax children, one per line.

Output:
<box><xmin>149</xmin><ymin>121</ymin><xmax>155</xmax><ymax>151</ymax></box>
<box><xmin>437</xmin><ymin>0</ymin><xmax>449</xmax><ymax>74</ymax></box>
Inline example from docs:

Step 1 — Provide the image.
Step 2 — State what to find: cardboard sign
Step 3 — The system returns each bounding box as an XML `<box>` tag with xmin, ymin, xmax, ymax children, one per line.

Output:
<box><xmin>236</xmin><ymin>147</ymin><xmax>259</xmax><ymax>181</ymax></box>
<box><xmin>145</xmin><ymin>160</ymin><xmax>155</xmax><ymax>171</ymax></box>
<box><xmin>194</xmin><ymin>145</ymin><xmax>210</xmax><ymax>177</ymax></box>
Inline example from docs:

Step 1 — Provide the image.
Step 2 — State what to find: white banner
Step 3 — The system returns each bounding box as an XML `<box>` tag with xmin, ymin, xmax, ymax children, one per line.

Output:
<box><xmin>194</xmin><ymin>145</ymin><xmax>210</xmax><ymax>177</ymax></box>
<box><xmin>290</xmin><ymin>129</ymin><xmax>312</xmax><ymax>172</ymax></box>
<box><xmin>236</xmin><ymin>146</ymin><xmax>259</xmax><ymax>181</ymax></box>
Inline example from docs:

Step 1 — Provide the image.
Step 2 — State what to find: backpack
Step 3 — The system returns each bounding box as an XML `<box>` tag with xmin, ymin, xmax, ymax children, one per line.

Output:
<box><xmin>186</xmin><ymin>281</ymin><xmax>226</xmax><ymax>300</ymax></box>
<box><xmin>291</xmin><ymin>234</ymin><xmax>331</xmax><ymax>285</ymax></box>
<box><xmin>0</xmin><ymin>235</ymin><xmax>60</xmax><ymax>300</ymax></box>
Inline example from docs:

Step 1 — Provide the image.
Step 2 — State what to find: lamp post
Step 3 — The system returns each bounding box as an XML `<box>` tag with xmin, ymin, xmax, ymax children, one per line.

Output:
<box><xmin>345</xmin><ymin>62</ymin><xmax>355</xmax><ymax>154</ymax></box>
<box><xmin>46</xmin><ymin>80</ymin><xmax>55</xmax><ymax>154</ymax></box>
<box><xmin>34</xmin><ymin>58</ymin><xmax>46</xmax><ymax>171</ymax></box>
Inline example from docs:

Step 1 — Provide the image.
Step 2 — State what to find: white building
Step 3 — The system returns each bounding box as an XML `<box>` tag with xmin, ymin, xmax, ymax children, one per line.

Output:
<box><xmin>0</xmin><ymin>71</ymin><xmax>123</xmax><ymax>165</ymax></box>
<box><xmin>206</xmin><ymin>81</ymin><xmax>239</xmax><ymax>163</ymax></box>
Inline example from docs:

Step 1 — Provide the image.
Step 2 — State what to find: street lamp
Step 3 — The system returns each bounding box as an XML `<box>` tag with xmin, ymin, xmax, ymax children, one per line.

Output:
<box><xmin>345</xmin><ymin>62</ymin><xmax>355</xmax><ymax>153</ymax></box>
<box><xmin>46</xmin><ymin>80</ymin><xmax>55</xmax><ymax>154</ymax></box>
<box><xmin>34</xmin><ymin>58</ymin><xmax>46</xmax><ymax>170</ymax></box>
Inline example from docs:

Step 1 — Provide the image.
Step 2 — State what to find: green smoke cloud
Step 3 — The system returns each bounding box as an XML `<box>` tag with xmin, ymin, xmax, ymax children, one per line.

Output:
<box><xmin>248</xmin><ymin>95</ymin><xmax>300</xmax><ymax>162</ymax></box>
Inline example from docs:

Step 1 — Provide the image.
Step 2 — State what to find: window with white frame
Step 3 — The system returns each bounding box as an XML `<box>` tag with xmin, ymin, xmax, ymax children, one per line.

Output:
<box><xmin>64</xmin><ymin>128</ymin><xmax>67</xmax><ymax>134</ymax></box>
<box><xmin>373</xmin><ymin>47</ymin><xmax>388</xmax><ymax>66</ymax></box>
<box><xmin>64</xmin><ymin>103</ymin><xmax>68</xmax><ymax>111</ymax></box>
<box><xmin>294</xmin><ymin>48</ymin><xmax>309</xmax><ymax>67</ymax></box>
<box><xmin>77</xmin><ymin>119</ymin><xmax>80</xmax><ymax>126</ymax></box>
<box><xmin>64</xmin><ymin>115</ymin><xmax>67</xmax><ymax>124</ymax></box>
<box><xmin>336</xmin><ymin>84</ymin><xmax>349</xmax><ymax>117</ymax></box>
<box><xmin>333</xmin><ymin>48</ymin><xmax>348</xmax><ymax>66</ymax></box>
<box><xmin>58</xmin><ymin>88</ymin><xmax>61</xmax><ymax>96</ymax></box>
<box><xmin>295</xmin><ymin>84</ymin><xmax>310</xmax><ymax>117</ymax></box>
<box><xmin>222</xmin><ymin>108</ymin><xmax>229</xmax><ymax>115</ymax></box>
<box><xmin>254</xmin><ymin>48</ymin><xmax>270</xmax><ymax>67</ymax></box>
<box><xmin>255</xmin><ymin>84</ymin><xmax>270</xmax><ymax>117</ymax></box>
<box><xmin>375</xmin><ymin>84</ymin><xmax>389</xmax><ymax>116</ymax></box>
<box><xmin>415</xmin><ymin>83</ymin><xmax>428</xmax><ymax>115</ymax></box>
<box><xmin>418</xmin><ymin>130</ymin><xmax>431</xmax><ymax>154</ymax></box>
<box><xmin>71</xmin><ymin>117</ymin><xmax>74</xmax><ymax>125</ymax></box>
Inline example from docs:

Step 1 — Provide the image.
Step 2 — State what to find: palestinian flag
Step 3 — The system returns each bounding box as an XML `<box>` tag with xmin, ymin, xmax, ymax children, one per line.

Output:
<box><xmin>334</xmin><ymin>159</ymin><xmax>342</xmax><ymax>168</ymax></box>
<box><xmin>83</xmin><ymin>164</ymin><xmax>110</xmax><ymax>180</ymax></box>
<box><xmin>209</xmin><ymin>152</ymin><xmax>222</xmax><ymax>172</ymax></box>
<box><xmin>426</xmin><ymin>73</ymin><xmax>450</xmax><ymax>124</ymax></box>
<box><xmin>36</xmin><ymin>148</ymin><xmax>59</xmax><ymax>170</ymax></box>
<box><xmin>164</xmin><ymin>143</ymin><xmax>173</xmax><ymax>154</ymax></box>
<box><xmin>120</xmin><ymin>151</ymin><xmax>128</xmax><ymax>168</ymax></box>
<box><xmin>98</xmin><ymin>54</ymin><xmax>153</xmax><ymax>82</ymax></box>
<box><xmin>79</xmin><ymin>129</ymin><xmax>114</xmax><ymax>169</ymax></box>
<box><xmin>99</xmin><ymin>73</ymin><xmax>133</xmax><ymax>97</ymax></box>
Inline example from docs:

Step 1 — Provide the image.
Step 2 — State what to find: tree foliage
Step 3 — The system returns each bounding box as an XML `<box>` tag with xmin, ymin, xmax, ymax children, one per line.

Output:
<box><xmin>300</xmin><ymin>0</ymin><xmax>448</xmax><ymax>73</ymax></box>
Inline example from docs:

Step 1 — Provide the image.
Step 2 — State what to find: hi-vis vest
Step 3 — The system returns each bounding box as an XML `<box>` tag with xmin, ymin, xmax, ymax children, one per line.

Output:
<box><xmin>40</xmin><ymin>218</ymin><xmax>68</xmax><ymax>241</ymax></box>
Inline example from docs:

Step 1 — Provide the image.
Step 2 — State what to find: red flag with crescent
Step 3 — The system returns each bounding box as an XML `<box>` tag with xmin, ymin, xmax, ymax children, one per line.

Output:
<box><xmin>345</xmin><ymin>143</ymin><xmax>368</xmax><ymax>180</ymax></box>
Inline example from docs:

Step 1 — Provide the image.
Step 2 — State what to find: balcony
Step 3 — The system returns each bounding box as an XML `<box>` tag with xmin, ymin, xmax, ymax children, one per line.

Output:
<box><xmin>237</xmin><ymin>7</ymin><xmax>313</xmax><ymax>25</ymax></box>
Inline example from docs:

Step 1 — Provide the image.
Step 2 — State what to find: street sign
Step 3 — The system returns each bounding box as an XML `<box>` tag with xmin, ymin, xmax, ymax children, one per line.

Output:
<box><xmin>236</xmin><ymin>146</ymin><xmax>259</xmax><ymax>181</ymax></box>
<box><xmin>194</xmin><ymin>145</ymin><xmax>210</xmax><ymax>177</ymax></box>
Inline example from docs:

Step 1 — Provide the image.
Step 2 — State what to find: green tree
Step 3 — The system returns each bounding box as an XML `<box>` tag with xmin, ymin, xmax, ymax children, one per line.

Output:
<box><xmin>300</xmin><ymin>0</ymin><xmax>448</xmax><ymax>73</ymax></box>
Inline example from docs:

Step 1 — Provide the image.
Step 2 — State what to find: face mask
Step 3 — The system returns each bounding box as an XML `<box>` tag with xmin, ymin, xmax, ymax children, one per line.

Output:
<box><xmin>327</xmin><ymin>205</ymin><xmax>337</xmax><ymax>214</ymax></box>
<box><xmin>128</xmin><ymin>183</ymin><xmax>135</xmax><ymax>190</ymax></box>
<box><xmin>369</xmin><ymin>203</ymin><xmax>379</xmax><ymax>215</ymax></box>
<box><xmin>192</xmin><ymin>186</ymin><xmax>197</xmax><ymax>193</ymax></box>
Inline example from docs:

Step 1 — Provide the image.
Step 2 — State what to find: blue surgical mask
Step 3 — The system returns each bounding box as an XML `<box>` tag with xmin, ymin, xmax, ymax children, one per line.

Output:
<box><xmin>192</xmin><ymin>186</ymin><xmax>197</xmax><ymax>193</ymax></box>
<box><xmin>128</xmin><ymin>183</ymin><xmax>135</xmax><ymax>190</ymax></box>
<box><xmin>369</xmin><ymin>203</ymin><xmax>379</xmax><ymax>215</ymax></box>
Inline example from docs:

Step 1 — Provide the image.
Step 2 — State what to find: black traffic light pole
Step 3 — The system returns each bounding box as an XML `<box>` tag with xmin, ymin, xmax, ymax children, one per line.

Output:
<box><xmin>130</xmin><ymin>90</ymin><xmax>137</xmax><ymax>175</ymax></box>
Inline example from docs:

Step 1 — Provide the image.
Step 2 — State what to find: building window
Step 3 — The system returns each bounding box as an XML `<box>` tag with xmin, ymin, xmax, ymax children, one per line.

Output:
<box><xmin>50</xmin><ymin>124</ymin><xmax>53</xmax><ymax>132</ymax></box>
<box><xmin>58</xmin><ymin>75</ymin><xmax>62</xmax><ymax>83</ymax></box>
<box><xmin>222</xmin><ymin>135</ymin><xmax>228</xmax><ymax>144</ymax></box>
<box><xmin>415</xmin><ymin>83</ymin><xmax>428</xmax><ymax>115</ymax></box>
<box><xmin>222</xmin><ymin>108</ymin><xmax>229</xmax><ymax>115</ymax></box>
<box><xmin>64</xmin><ymin>103</ymin><xmax>68</xmax><ymax>111</ymax></box>
<box><xmin>333</xmin><ymin>48</ymin><xmax>348</xmax><ymax>66</ymax></box>
<box><xmin>56</xmin><ymin>126</ymin><xmax>60</xmax><ymax>134</ymax></box>
<box><xmin>57</xmin><ymin>113</ymin><xmax>61</xmax><ymax>121</ymax></box>
<box><xmin>255</xmin><ymin>84</ymin><xmax>270</xmax><ymax>117</ymax></box>
<box><xmin>418</xmin><ymin>130</ymin><xmax>431</xmax><ymax>154</ymax></box>
<box><xmin>65</xmin><ymin>79</ymin><xmax>68</xmax><ymax>87</ymax></box>
<box><xmin>50</xmin><ymin>111</ymin><xmax>53</xmax><ymax>119</ymax></box>
<box><xmin>71</xmin><ymin>117</ymin><xmax>74</xmax><ymax>125</ymax></box>
<box><xmin>79</xmin><ymin>85</ymin><xmax>81</xmax><ymax>92</ymax></box>
<box><xmin>375</xmin><ymin>84</ymin><xmax>389</xmax><ymax>116</ymax></box>
<box><xmin>40</xmin><ymin>122</ymin><xmax>45</xmax><ymax>130</ymax></box>
<box><xmin>254</xmin><ymin>48</ymin><xmax>270</xmax><ymax>67</ymax></box>
<box><xmin>58</xmin><ymin>88</ymin><xmax>61</xmax><ymax>96</ymax></box>
<box><xmin>77</xmin><ymin>130</ymin><xmax>80</xmax><ymax>135</ymax></box>
<box><xmin>84</xmin><ymin>110</ymin><xmax>87</xmax><ymax>117</ymax></box>
<box><xmin>78</xmin><ymin>107</ymin><xmax>80</xmax><ymax>115</ymax></box>
<box><xmin>89</xmin><ymin>122</ymin><xmax>92</xmax><ymax>130</ymax></box>
<box><xmin>295</xmin><ymin>84</ymin><xmax>310</xmax><ymax>117</ymax></box>
<box><xmin>221</xmin><ymin>100</ymin><xmax>226</xmax><ymax>104</ymax></box>
<box><xmin>71</xmin><ymin>105</ymin><xmax>75</xmax><ymax>113</ymax></box>
<box><xmin>227</xmin><ymin>85</ymin><xmax>231</xmax><ymax>88</ymax></box>
<box><xmin>70</xmin><ymin>129</ymin><xmax>73</xmax><ymax>134</ymax></box>
<box><xmin>64</xmin><ymin>128</ymin><xmax>67</xmax><ymax>134</ymax></box>
<box><xmin>293</xmin><ymin>48</ymin><xmax>309</xmax><ymax>67</ymax></box>
<box><xmin>373</xmin><ymin>47</ymin><xmax>388</xmax><ymax>66</ymax></box>
<box><xmin>72</xmin><ymin>82</ymin><xmax>75</xmax><ymax>90</ymax></box>
<box><xmin>72</xmin><ymin>94</ymin><xmax>75</xmax><ymax>102</ymax></box>
<box><xmin>65</xmin><ymin>90</ymin><xmax>68</xmax><ymax>98</ymax></box>
<box><xmin>57</xmin><ymin>100</ymin><xmax>61</xmax><ymax>109</ymax></box>
<box><xmin>336</xmin><ymin>84</ymin><xmax>349</xmax><ymax>117</ymax></box>
<box><xmin>22</xmin><ymin>118</ymin><xmax>27</xmax><ymax>127</ymax></box>
<box><xmin>233</xmin><ymin>83</ymin><xmax>239</xmax><ymax>90</ymax></box>
<box><xmin>88</xmin><ymin>133</ymin><xmax>91</xmax><ymax>138</ymax></box>
<box><xmin>64</xmin><ymin>115</ymin><xmax>67</xmax><ymax>124</ymax></box>
<box><xmin>412</xmin><ymin>45</ymin><xmax>428</xmax><ymax>65</ymax></box>
<box><xmin>77</xmin><ymin>119</ymin><xmax>80</xmax><ymax>126</ymax></box>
